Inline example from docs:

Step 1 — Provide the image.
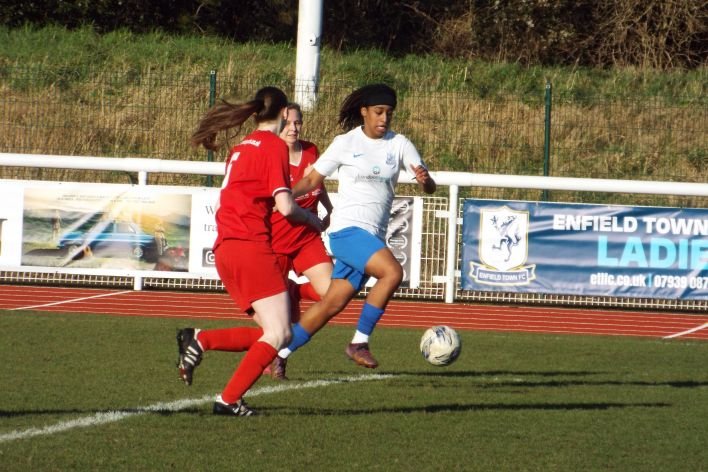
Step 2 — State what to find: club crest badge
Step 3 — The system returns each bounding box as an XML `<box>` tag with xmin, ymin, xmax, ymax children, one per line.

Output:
<box><xmin>469</xmin><ymin>206</ymin><xmax>536</xmax><ymax>286</ymax></box>
<box><xmin>385</xmin><ymin>153</ymin><xmax>396</xmax><ymax>167</ymax></box>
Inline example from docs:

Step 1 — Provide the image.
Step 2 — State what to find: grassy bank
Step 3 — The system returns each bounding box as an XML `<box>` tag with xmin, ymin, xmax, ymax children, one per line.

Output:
<box><xmin>0</xmin><ymin>26</ymin><xmax>705</xmax><ymax>206</ymax></box>
<box><xmin>1</xmin><ymin>26</ymin><xmax>705</xmax><ymax>98</ymax></box>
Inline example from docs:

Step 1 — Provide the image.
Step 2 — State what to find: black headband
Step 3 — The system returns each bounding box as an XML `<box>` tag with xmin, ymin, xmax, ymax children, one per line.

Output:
<box><xmin>363</xmin><ymin>91</ymin><xmax>397</xmax><ymax>108</ymax></box>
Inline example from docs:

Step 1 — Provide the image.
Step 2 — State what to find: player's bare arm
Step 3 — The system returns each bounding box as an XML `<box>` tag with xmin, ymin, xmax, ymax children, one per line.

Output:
<box><xmin>319</xmin><ymin>185</ymin><xmax>334</xmax><ymax>230</ymax></box>
<box><xmin>410</xmin><ymin>164</ymin><xmax>436</xmax><ymax>194</ymax></box>
<box><xmin>274</xmin><ymin>190</ymin><xmax>322</xmax><ymax>231</ymax></box>
<box><xmin>292</xmin><ymin>168</ymin><xmax>326</xmax><ymax>199</ymax></box>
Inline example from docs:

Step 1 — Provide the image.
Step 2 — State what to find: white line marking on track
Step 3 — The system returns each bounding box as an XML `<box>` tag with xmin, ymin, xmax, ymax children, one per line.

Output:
<box><xmin>662</xmin><ymin>322</ymin><xmax>708</xmax><ymax>339</ymax></box>
<box><xmin>0</xmin><ymin>373</ymin><xmax>393</xmax><ymax>443</ymax></box>
<box><xmin>9</xmin><ymin>290</ymin><xmax>132</xmax><ymax>311</ymax></box>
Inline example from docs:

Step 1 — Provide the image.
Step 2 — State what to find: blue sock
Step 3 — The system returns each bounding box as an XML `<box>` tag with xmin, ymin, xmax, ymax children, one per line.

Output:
<box><xmin>286</xmin><ymin>323</ymin><xmax>311</xmax><ymax>353</ymax></box>
<box><xmin>356</xmin><ymin>303</ymin><xmax>385</xmax><ymax>335</ymax></box>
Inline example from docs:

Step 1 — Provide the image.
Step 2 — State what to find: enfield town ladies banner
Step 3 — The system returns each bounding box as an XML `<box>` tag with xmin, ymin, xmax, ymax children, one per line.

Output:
<box><xmin>461</xmin><ymin>199</ymin><xmax>708</xmax><ymax>300</ymax></box>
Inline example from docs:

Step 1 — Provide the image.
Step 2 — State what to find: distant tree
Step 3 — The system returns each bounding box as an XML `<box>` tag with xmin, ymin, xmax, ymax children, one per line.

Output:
<box><xmin>0</xmin><ymin>0</ymin><xmax>703</xmax><ymax>68</ymax></box>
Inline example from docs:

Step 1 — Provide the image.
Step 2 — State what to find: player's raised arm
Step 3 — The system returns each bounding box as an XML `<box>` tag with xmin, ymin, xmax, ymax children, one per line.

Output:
<box><xmin>410</xmin><ymin>163</ymin><xmax>436</xmax><ymax>194</ymax></box>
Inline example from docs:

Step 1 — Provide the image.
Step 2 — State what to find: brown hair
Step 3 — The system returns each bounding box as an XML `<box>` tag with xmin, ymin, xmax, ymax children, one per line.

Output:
<box><xmin>191</xmin><ymin>86</ymin><xmax>288</xmax><ymax>151</ymax></box>
<box><xmin>285</xmin><ymin>102</ymin><xmax>303</xmax><ymax>120</ymax></box>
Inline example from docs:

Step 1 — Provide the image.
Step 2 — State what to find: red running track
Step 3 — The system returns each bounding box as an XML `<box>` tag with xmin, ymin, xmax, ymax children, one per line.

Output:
<box><xmin>0</xmin><ymin>284</ymin><xmax>706</xmax><ymax>341</ymax></box>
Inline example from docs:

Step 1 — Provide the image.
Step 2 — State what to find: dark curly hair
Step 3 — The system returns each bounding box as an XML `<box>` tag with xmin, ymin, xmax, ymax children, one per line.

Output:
<box><xmin>338</xmin><ymin>83</ymin><xmax>397</xmax><ymax>131</ymax></box>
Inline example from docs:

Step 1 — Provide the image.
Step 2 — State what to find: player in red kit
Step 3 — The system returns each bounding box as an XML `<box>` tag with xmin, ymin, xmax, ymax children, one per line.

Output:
<box><xmin>267</xmin><ymin>103</ymin><xmax>334</xmax><ymax>379</ymax></box>
<box><xmin>176</xmin><ymin>87</ymin><xmax>322</xmax><ymax>416</ymax></box>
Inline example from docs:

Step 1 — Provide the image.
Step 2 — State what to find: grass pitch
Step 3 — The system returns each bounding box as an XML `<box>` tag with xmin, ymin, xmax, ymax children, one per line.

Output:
<box><xmin>1</xmin><ymin>310</ymin><xmax>706</xmax><ymax>471</ymax></box>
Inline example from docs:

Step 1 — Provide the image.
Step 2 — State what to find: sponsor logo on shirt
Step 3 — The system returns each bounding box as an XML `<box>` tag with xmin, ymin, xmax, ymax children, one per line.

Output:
<box><xmin>242</xmin><ymin>139</ymin><xmax>261</xmax><ymax>147</ymax></box>
<box><xmin>356</xmin><ymin>175</ymin><xmax>390</xmax><ymax>183</ymax></box>
<box><xmin>353</xmin><ymin>152</ymin><xmax>364</xmax><ymax>158</ymax></box>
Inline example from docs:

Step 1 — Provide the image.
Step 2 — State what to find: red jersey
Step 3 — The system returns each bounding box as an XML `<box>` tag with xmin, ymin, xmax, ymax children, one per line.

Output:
<box><xmin>213</xmin><ymin>130</ymin><xmax>290</xmax><ymax>250</ymax></box>
<box><xmin>270</xmin><ymin>140</ymin><xmax>326</xmax><ymax>255</ymax></box>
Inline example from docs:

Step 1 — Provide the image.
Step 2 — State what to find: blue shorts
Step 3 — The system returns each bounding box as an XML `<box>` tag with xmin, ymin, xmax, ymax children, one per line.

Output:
<box><xmin>328</xmin><ymin>227</ymin><xmax>386</xmax><ymax>291</ymax></box>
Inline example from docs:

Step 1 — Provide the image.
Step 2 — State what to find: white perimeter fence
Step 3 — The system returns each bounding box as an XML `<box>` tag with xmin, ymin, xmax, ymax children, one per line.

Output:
<box><xmin>1</xmin><ymin>153</ymin><xmax>707</xmax><ymax>312</ymax></box>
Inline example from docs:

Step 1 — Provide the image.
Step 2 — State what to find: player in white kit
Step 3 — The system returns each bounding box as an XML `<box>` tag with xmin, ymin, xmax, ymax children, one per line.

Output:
<box><xmin>271</xmin><ymin>83</ymin><xmax>436</xmax><ymax>375</ymax></box>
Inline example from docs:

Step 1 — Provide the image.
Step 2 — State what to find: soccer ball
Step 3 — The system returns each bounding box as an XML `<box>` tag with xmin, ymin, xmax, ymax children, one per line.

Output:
<box><xmin>419</xmin><ymin>325</ymin><xmax>461</xmax><ymax>366</ymax></box>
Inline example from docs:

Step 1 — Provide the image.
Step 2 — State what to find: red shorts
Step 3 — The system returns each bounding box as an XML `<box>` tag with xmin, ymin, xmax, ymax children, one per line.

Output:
<box><xmin>275</xmin><ymin>236</ymin><xmax>331</xmax><ymax>279</ymax></box>
<box><xmin>214</xmin><ymin>239</ymin><xmax>287</xmax><ymax>314</ymax></box>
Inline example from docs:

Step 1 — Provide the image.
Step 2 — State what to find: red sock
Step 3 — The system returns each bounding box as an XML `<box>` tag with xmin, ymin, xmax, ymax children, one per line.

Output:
<box><xmin>197</xmin><ymin>327</ymin><xmax>263</xmax><ymax>352</ymax></box>
<box><xmin>298</xmin><ymin>282</ymin><xmax>321</xmax><ymax>301</ymax></box>
<box><xmin>221</xmin><ymin>341</ymin><xmax>277</xmax><ymax>404</ymax></box>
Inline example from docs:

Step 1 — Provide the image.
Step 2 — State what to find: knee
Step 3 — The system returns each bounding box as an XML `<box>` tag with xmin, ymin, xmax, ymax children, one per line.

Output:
<box><xmin>383</xmin><ymin>262</ymin><xmax>404</xmax><ymax>287</ymax></box>
<box><xmin>262</xmin><ymin>326</ymin><xmax>292</xmax><ymax>350</ymax></box>
<box><xmin>393</xmin><ymin>264</ymin><xmax>404</xmax><ymax>285</ymax></box>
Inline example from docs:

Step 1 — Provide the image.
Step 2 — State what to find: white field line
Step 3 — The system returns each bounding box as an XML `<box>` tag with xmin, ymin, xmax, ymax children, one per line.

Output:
<box><xmin>662</xmin><ymin>322</ymin><xmax>708</xmax><ymax>339</ymax></box>
<box><xmin>9</xmin><ymin>291</ymin><xmax>132</xmax><ymax>311</ymax></box>
<box><xmin>0</xmin><ymin>374</ymin><xmax>393</xmax><ymax>443</ymax></box>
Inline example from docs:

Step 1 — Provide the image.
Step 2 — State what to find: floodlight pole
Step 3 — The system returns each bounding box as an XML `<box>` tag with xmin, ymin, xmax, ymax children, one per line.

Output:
<box><xmin>294</xmin><ymin>0</ymin><xmax>323</xmax><ymax>111</ymax></box>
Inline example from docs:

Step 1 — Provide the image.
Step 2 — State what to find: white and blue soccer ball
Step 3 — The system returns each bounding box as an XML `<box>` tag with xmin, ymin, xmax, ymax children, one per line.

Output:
<box><xmin>420</xmin><ymin>325</ymin><xmax>461</xmax><ymax>366</ymax></box>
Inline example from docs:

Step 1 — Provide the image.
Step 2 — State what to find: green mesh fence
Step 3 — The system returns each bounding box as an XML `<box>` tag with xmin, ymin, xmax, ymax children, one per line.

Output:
<box><xmin>1</xmin><ymin>65</ymin><xmax>706</xmax><ymax>208</ymax></box>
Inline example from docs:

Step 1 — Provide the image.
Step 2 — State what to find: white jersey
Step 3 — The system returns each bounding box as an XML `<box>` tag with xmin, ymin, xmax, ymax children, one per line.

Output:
<box><xmin>314</xmin><ymin>126</ymin><xmax>425</xmax><ymax>239</ymax></box>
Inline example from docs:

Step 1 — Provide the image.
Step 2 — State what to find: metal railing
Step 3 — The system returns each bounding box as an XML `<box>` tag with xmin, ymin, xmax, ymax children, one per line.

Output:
<box><xmin>1</xmin><ymin>152</ymin><xmax>706</xmax><ymax>312</ymax></box>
